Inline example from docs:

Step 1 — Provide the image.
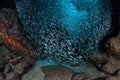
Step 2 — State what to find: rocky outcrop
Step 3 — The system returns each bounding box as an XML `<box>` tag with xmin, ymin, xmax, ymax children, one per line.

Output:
<box><xmin>92</xmin><ymin>53</ymin><xmax>120</xmax><ymax>75</ymax></box>
<box><xmin>71</xmin><ymin>73</ymin><xmax>90</xmax><ymax>80</ymax></box>
<box><xmin>22</xmin><ymin>65</ymin><xmax>45</xmax><ymax>80</ymax></box>
<box><xmin>106</xmin><ymin>70</ymin><xmax>120</xmax><ymax>80</ymax></box>
<box><xmin>42</xmin><ymin>66</ymin><xmax>74</xmax><ymax>80</ymax></box>
<box><xmin>0</xmin><ymin>44</ymin><xmax>34</xmax><ymax>80</ymax></box>
<box><xmin>106</xmin><ymin>32</ymin><xmax>120</xmax><ymax>59</ymax></box>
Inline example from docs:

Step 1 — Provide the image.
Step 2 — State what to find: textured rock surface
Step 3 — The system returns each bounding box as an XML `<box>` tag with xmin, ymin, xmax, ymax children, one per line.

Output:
<box><xmin>0</xmin><ymin>44</ymin><xmax>34</xmax><ymax>80</ymax></box>
<box><xmin>0</xmin><ymin>45</ymin><xmax>12</xmax><ymax>61</ymax></box>
<box><xmin>14</xmin><ymin>61</ymin><xmax>33</xmax><ymax>75</ymax></box>
<box><xmin>22</xmin><ymin>66</ymin><xmax>44</xmax><ymax>80</ymax></box>
<box><xmin>0</xmin><ymin>8</ymin><xmax>37</xmax><ymax>61</ymax></box>
<box><xmin>6</xmin><ymin>72</ymin><xmax>21</xmax><ymax>80</ymax></box>
<box><xmin>71</xmin><ymin>73</ymin><xmax>89</xmax><ymax>80</ymax></box>
<box><xmin>0</xmin><ymin>60</ymin><xmax>6</xmax><ymax>72</ymax></box>
<box><xmin>42</xmin><ymin>66</ymin><xmax>74</xmax><ymax>80</ymax></box>
<box><xmin>1</xmin><ymin>44</ymin><xmax>120</xmax><ymax>80</ymax></box>
<box><xmin>0</xmin><ymin>72</ymin><xmax>5</xmax><ymax>80</ymax></box>
<box><xmin>92</xmin><ymin>53</ymin><xmax>120</xmax><ymax>75</ymax></box>
<box><xmin>4</xmin><ymin>64</ymin><xmax>12</xmax><ymax>73</ymax></box>
<box><xmin>106</xmin><ymin>32</ymin><xmax>120</xmax><ymax>58</ymax></box>
<box><xmin>106</xmin><ymin>70</ymin><xmax>120</xmax><ymax>80</ymax></box>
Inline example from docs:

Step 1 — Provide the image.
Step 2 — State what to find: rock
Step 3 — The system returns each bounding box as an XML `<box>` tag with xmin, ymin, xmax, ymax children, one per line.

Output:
<box><xmin>22</xmin><ymin>66</ymin><xmax>44</xmax><ymax>80</ymax></box>
<box><xmin>0</xmin><ymin>59</ymin><xmax>6</xmax><ymax>72</ymax></box>
<box><xmin>0</xmin><ymin>72</ymin><xmax>5</xmax><ymax>80</ymax></box>
<box><xmin>106</xmin><ymin>75</ymin><xmax>120</xmax><ymax>80</ymax></box>
<box><xmin>0</xmin><ymin>45</ymin><xmax>16</xmax><ymax>63</ymax></box>
<box><xmin>92</xmin><ymin>53</ymin><xmax>107</xmax><ymax>69</ymax></box>
<box><xmin>116</xmin><ymin>70</ymin><xmax>120</xmax><ymax>75</ymax></box>
<box><xmin>106</xmin><ymin>77</ymin><xmax>118</xmax><ymax>80</ymax></box>
<box><xmin>42</xmin><ymin>66</ymin><xmax>74</xmax><ymax>80</ymax></box>
<box><xmin>6</xmin><ymin>72</ymin><xmax>21</xmax><ymax>80</ymax></box>
<box><xmin>4</xmin><ymin>64</ymin><xmax>12</xmax><ymax>73</ymax></box>
<box><xmin>106</xmin><ymin>70</ymin><xmax>120</xmax><ymax>80</ymax></box>
<box><xmin>92</xmin><ymin>53</ymin><xmax>120</xmax><ymax>75</ymax></box>
<box><xmin>0</xmin><ymin>40</ymin><xmax>3</xmax><ymax>44</ymax></box>
<box><xmin>106</xmin><ymin>32</ymin><xmax>120</xmax><ymax>58</ymax></box>
<box><xmin>101</xmin><ymin>57</ymin><xmax>120</xmax><ymax>75</ymax></box>
<box><xmin>14</xmin><ymin>61</ymin><xmax>33</xmax><ymax>75</ymax></box>
<box><xmin>71</xmin><ymin>73</ymin><xmax>89</xmax><ymax>80</ymax></box>
<box><xmin>9</xmin><ymin>56</ymin><xmax>22</xmax><ymax>65</ymax></box>
<box><xmin>0</xmin><ymin>45</ymin><xmax>10</xmax><ymax>61</ymax></box>
<box><xmin>93</xmin><ymin>77</ymin><xmax>106</xmax><ymax>80</ymax></box>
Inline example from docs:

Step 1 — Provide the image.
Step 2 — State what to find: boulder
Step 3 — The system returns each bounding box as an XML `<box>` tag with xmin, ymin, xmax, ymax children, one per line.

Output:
<box><xmin>42</xmin><ymin>66</ymin><xmax>74</xmax><ymax>80</ymax></box>
<box><xmin>71</xmin><ymin>73</ymin><xmax>90</xmax><ymax>80</ymax></box>
<box><xmin>22</xmin><ymin>66</ymin><xmax>44</xmax><ymax>80</ymax></box>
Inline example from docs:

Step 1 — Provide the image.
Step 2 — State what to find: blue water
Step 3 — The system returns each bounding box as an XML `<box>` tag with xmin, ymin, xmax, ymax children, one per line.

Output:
<box><xmin>58</xmin><ymin>0</ymin><xmax>88</xmax><ymax>35</ymax></box>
